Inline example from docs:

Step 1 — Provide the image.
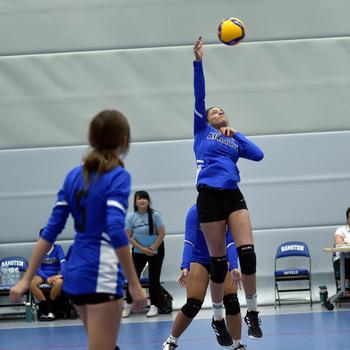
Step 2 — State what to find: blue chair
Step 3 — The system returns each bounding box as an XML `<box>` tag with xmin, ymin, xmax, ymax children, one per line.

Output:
<box><xmin>274</xmin><ymin>241</ymin><xmax>312</xmax><ymax>307</ymax></box>
<box><xmin>0</xmin><ymin>256</ymin><xmax>34</xmax><ymax>318</ymax></box>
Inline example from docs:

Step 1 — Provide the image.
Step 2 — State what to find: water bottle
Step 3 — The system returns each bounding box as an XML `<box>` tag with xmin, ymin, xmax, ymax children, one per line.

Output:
<box><xmin>2</xmin><ymin>266</ymin><xmax>9</xmax><ymax>286</ymax></box>
<box><xmin>25</xmin><ymin>302</ymin><xmax>33</xmax><ymax>322</ymax></box>
<box><xmin>7</xmin><ymin>267</ymin><xmax>12</xmax><ymax>286</ymax></box>
<box><xmin>8</xmin><ymin>267</ymin><xmax>16</xmax><ymax>286</ymax></box>
<box><xmin>14</xmin><ymin>267</ymin><xmax>21</xmax><ymax>284</ymax></box>
<box><xmin>319</xmin><ymin>286</ymin><xmax>328</xmax><ymax>304</ymax></box>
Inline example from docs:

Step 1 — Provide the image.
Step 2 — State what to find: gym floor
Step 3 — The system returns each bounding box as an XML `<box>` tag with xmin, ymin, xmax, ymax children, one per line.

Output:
<box><xmin>0</xmin><ymin>303</ymin><xmax>349</xmax><ymax>350</ymax></box>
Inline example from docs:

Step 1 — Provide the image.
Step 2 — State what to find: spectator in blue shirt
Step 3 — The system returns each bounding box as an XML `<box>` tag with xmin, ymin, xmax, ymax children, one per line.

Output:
<box><xmin>123</xmin><ymin>190</ymin><xmax>166</xmax><ymax>318</ymax></box>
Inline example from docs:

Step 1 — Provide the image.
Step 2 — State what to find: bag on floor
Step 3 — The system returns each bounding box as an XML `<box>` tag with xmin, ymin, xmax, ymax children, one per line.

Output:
<box><xmin>156</xmin><ymin>285</ymin><xmax>173</xmax><ymax>314</ymax></box>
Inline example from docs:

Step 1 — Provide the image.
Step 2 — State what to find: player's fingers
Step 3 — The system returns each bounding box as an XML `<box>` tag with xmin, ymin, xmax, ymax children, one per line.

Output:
<box><xmin>9</xmin><ymin>290</ymin><xmax>20</xmax><ymax>302</ymax></box>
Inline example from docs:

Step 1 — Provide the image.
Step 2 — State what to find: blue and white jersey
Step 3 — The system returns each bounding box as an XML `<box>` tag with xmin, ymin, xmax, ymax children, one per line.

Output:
<box><xmin>193</xmin><ymin>60</ymin><xmax>264</xmax><ymax>189</ymax></box>
<box><xmin>36</xmin><ymin>244</ymin><xmax>66</xmax><ymax>281</ymax></box>
<box><xmin>181</xmin><ymin>204</ymin><xmax>238</xmax><ymax>271</ymax></box>
<box><xmin>40</xmin><ymin>164</ymin><xmax>130</xmax><ymax>297</ymax></box>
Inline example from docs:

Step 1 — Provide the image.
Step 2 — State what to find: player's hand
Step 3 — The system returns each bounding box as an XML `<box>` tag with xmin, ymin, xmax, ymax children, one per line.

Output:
<box><xmin>177</xmin><ymin>269</ymin><xmax>188</xmax><ymax>288</ymax></box>
<box><xmin>219</xmin><ymin>127</ymin><xmax>237</xmax><ymax>137</ymax></box>
<box><xmin>9</xmin><ymin>278</ymin><xmax>30</xmax><ymax>302</ymax></box>
<box><xmin>129</xmin><ymin>283</ymin><xmax>148</xmax><ymax>311</ymax></box>
<box><xmin>48</xmin><ymin>275</ymin><xmax>63</xmax><ymax>283</ymax></box>
<box><xmin>194</xmin><ymin>37</ymin><xmax>203</xmax><ymax>61</ymax></box>
<box><xmin>231</xmin><ymin>269</ymin><xmax>242</xmax><ymax>290</ymax></box>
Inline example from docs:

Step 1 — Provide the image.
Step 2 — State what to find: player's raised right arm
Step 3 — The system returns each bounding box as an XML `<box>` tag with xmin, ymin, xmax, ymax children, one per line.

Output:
<box><xmin>193</xmin><ymin>37</ymin><xmax>207</xmax><ymax>134</ymax></box>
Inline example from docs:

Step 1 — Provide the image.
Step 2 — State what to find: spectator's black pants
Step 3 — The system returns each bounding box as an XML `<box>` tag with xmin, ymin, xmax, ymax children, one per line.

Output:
<box><xmin>126</xmin><ymin>242</ymin><xmax>165</xmax><ymax>305</ymax></box>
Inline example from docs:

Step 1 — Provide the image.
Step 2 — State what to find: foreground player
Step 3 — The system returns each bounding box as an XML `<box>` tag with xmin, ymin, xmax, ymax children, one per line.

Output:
<box><xmin>192</xmin><ymin>37</ymin><xmax>263</xmax><ymax>339</ymax></box>
<box><xmin>163</xmin><ymin>204</ymin><xmax>247</xmax><ymax>349</ymax></box>
<box><xmin>10</xmin><ymin>110</ymin><xmax>147</xmax><ymax>350</ymax></box>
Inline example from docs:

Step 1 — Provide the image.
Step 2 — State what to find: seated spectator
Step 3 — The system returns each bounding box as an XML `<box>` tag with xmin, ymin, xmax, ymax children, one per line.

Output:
<box><xmin>123</xmin><ymin>190</ymin><xmax>166</xmax><ymax>318</ymax></box>
<box><xmin>333</xmin><ymin>207</ymin><xmax>350</xmax><ymax>293</ymax></box>
<box><xmin>30</xmin><ymin>230</ymin><xmax>66</xmax><ymax>321</ymax></box>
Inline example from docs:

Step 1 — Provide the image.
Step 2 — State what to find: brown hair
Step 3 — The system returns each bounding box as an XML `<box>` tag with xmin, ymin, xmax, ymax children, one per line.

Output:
<box><xmin>83</xmin><ymin>109</ymin><xmax>130</xmax><ymax>185</ymax></box>
<box><xmin>133</xmin><ymin>191</ymin><xmax>154</xmax><ymax>235</ymax></box>
<box><xmin>206</xmin><ymin>107</ymin><xmax>215</xmax><ymax>119</ymax></box>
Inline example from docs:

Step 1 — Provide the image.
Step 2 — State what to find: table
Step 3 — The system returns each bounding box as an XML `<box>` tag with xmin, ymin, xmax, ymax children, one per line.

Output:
<box><xmin>323</xmin><ymin>245</ymin><xmax>350</xmax><ymax>304</ymax></box>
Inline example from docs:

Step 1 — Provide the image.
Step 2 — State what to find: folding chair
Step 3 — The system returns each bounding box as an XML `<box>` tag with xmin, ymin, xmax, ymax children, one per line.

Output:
<box><xmin>36</xmin><ymin>282</ymin><xmax>77</xmax><ymax>320</ymax></box>
<box><xmin>274</xmin><ymin>241</ymin><xmax>313</xmax><ymax>307</ymax></box>
<box><xmin>0</xmin><ymin>257</ymin><xmax>34</xmax><ymax>319</ymax></box>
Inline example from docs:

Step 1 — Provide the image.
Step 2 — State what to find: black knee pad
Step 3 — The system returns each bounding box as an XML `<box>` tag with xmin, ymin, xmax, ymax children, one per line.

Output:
<box><xmin>237</xmin><ymin>245</ymin><xmax>256</xmax><ymax>275</ymax></box>
<box><xmin>210</xmin><ymin>256</ymin><xmax>228</xmax><ymax>283</ymax></box>
<box><xmin>181</xmin><ymin>298</ymin><xmax>203</xmax><ymax>319</ymax></box>
<box><xmin>223</xmin><ymin>293</ymin><xmax>240</xmax><ymax>316</ymax></box>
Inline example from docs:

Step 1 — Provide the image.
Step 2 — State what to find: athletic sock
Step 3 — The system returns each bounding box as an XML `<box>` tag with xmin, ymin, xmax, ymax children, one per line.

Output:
<box><xmin>212</xmin><ymin>302</ymin><xmax>224</xmax><ymax>320</ymax></box>
<box><xmin>245</xmin><ymin>293</ymin><xmax>257</xmax><ymax>312</ymax></box>
<box><xmin>168</xmin><ymin>335</ymin><xmax>178</xmax><ymax>344</ymax></box>
<box><xmin>233</xmin><ymin>339</ymin><xmax>242</xmax><ymax>347</ymax></box>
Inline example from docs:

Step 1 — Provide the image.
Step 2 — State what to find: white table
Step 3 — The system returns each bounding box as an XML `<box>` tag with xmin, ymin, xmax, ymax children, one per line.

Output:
<box><xmin>323</xmin><ymin>245</ymin><xmax>350</xmax><ymax>304</ymax></box>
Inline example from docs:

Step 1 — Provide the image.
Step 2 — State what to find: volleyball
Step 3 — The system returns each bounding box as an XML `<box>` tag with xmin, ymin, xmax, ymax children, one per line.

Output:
<box><xmin>218</xmin><ymin>17</ymin><xmax>245</xmax><ymax>46</ymax></box>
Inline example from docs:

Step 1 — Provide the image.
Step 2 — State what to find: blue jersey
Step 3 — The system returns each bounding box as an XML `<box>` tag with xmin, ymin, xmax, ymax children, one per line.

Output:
<box><xmin>36</xmin><ymin>244</ymin><xmax>66</xmax><ymax>281</ymax></box>
<box><xmin>181</xmin><ymin>205</ymin><xmax>238</xmax><ymax>271</ymax></box>
<box><xmin>193</xmin><ymin>60</ymin><xmax>264</xmax><ymax>189</ymax></box>
<box><xmin>40</xmin><ymin>164</ymin><xmax>130</xmax><ymax>297</ymax></box>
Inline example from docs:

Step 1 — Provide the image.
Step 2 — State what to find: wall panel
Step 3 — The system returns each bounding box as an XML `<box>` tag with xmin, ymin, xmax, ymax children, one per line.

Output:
<box><xmin>0</xmin><ymin>0</ymin><xmax>348</xmax><ymax>55</ymax></box>
<box><xmin>0</xmin><ymin>38</ymin><xmax>349</xmax><ymax>149</ymax></box>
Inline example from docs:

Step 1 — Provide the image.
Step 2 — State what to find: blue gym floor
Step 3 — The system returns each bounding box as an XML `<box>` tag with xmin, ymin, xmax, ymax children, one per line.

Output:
<box><xmin>0</xmin><ymin>309</ymin><xmax>349</xmax><ymax>349</ymax></box>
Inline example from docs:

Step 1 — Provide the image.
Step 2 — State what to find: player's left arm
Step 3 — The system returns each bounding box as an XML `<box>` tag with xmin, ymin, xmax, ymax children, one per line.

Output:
<box><xmin>181</xmin><ymin>207</ymin><xmax>198</xmax><ymax>271</ymax></box>
<box><xmin>227</xmin><ymin>233</ymin><xmax>239</xmax><ymax>271</ymax></box>
<box><xmin>57</xmin><ymin>245</ymin><xmax>66</xmax><ymax>278</ymax></box>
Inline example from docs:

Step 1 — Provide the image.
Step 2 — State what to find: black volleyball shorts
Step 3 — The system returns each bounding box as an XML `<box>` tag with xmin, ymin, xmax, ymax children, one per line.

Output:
<box><xmin>68</xmin><ymin>292</ymin><xmax>122</xmax><ymax>306</ymax></box>
<box><xmin>196</xmin><ymin>185</ymin><xmax>248</xmax><ymax>223</ymax></box>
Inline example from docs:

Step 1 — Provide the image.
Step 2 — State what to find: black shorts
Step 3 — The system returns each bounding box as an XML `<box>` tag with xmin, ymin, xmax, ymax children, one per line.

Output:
<box><xmin>68</xmin><ymin>293</ymin><xmax>122</xmax><ymax>306</ymax></box>
<box><xmin>196</xmin><ymin>185</ymin><xmax>248</xmax><ymax>223</ymax></box>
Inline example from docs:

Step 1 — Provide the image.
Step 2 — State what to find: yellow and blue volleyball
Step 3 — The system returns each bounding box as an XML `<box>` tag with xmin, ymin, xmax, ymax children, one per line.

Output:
<box><xmin>218</xmin><ymin>17</ymin><xmax>245</xmax><ymax>46</ymax></box>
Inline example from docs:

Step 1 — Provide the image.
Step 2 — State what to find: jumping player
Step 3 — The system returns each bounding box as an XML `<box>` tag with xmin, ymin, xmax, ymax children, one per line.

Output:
<box><xmin>192</xmin><ymin>37</ymin><xmax>264</xmax><ymax>340</ymax></box>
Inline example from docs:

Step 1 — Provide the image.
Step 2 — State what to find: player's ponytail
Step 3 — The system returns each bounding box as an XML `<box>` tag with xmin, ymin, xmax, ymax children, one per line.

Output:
<box><xmin>83</xmin><ymin>110</ymin><xmax>130</xmax><ymax>185</ymax></box>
